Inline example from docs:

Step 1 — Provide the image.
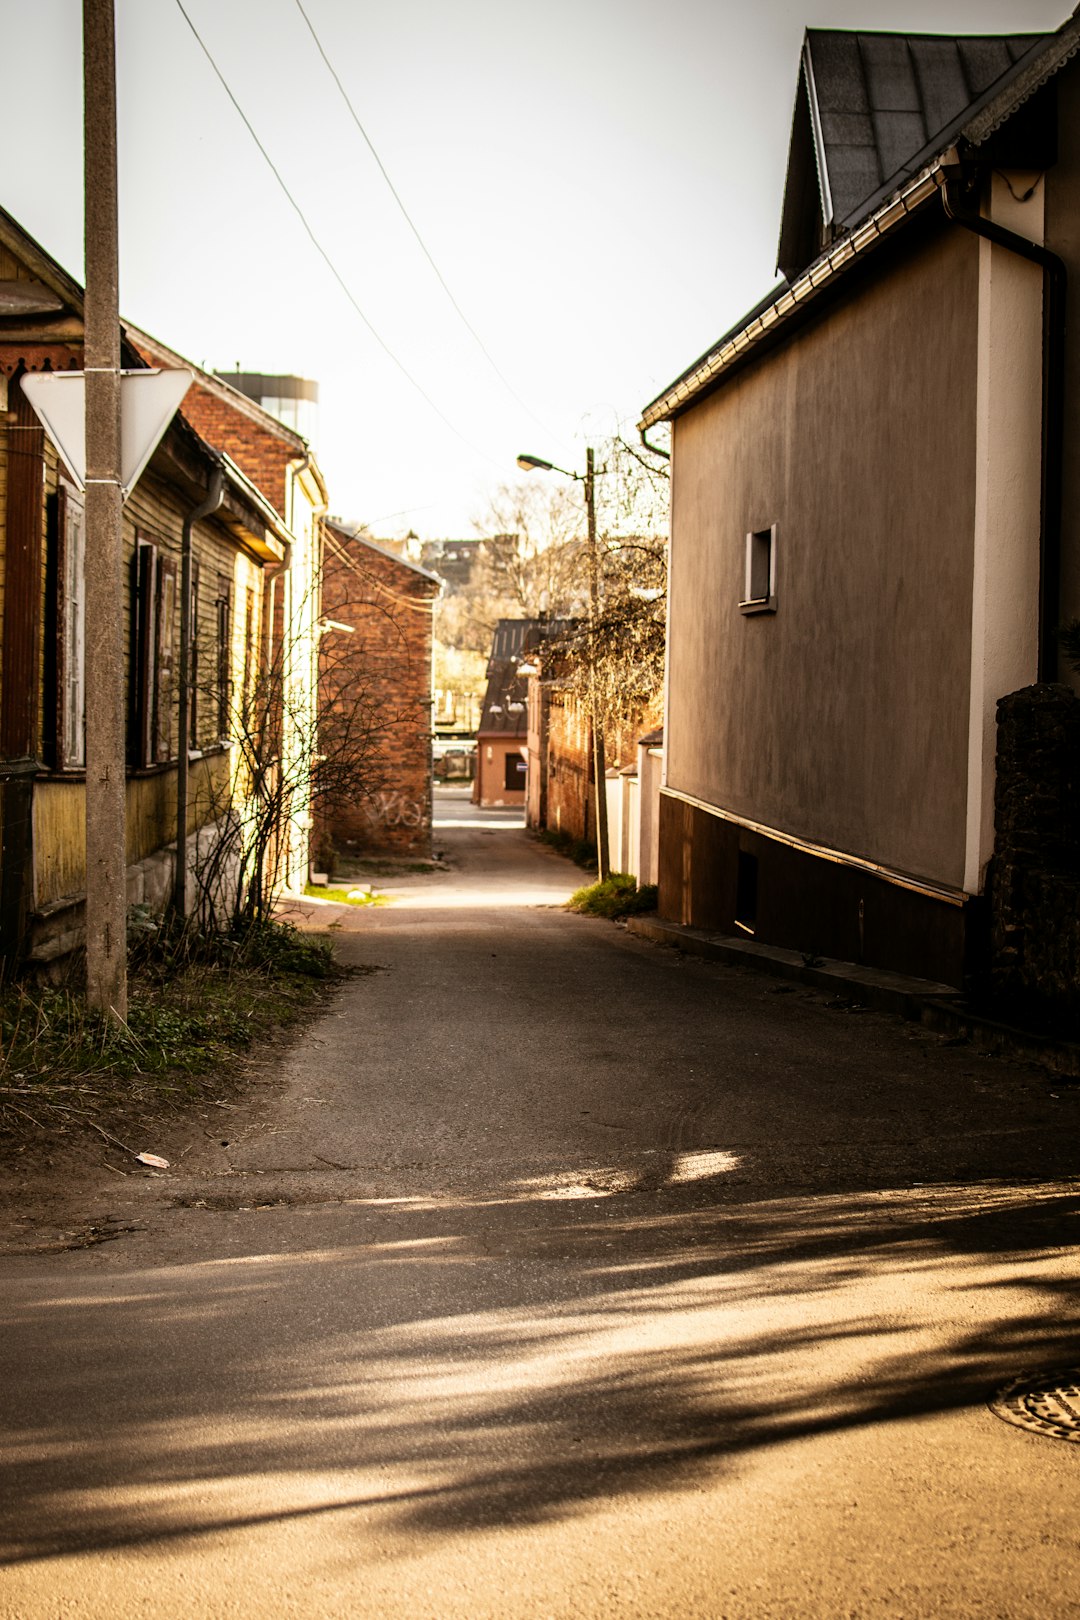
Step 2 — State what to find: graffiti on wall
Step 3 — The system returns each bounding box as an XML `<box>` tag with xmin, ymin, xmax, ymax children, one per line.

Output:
<box><xmin>367</xmin><ymin>790</ymin><xmax>426</xmax><ymax>829</ymax></box>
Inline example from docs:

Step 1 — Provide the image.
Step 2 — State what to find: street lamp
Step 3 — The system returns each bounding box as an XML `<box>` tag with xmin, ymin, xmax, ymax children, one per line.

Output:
<box><xmin>517</xmin><ymin>446</ymin><xmax>610</xmax><ymax>880</ymax></box>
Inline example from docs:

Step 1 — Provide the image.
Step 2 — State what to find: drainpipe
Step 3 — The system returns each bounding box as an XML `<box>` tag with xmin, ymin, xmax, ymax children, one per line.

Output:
<box><xmin>942</xmin><ymin>178</ymin><xmax>1067</xmax><ymax>683</ymax></box>
<box><xmin>638</xmin><ymin>427</ymin><xmax>670</xmax><ymax>461</ymax></box>
<box><xmin>174</xmin><ymin>464</ymin><xmax>225</xmax><ymax>918</ymax></box>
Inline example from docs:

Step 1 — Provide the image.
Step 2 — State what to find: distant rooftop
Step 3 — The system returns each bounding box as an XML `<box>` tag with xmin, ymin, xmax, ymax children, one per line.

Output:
<box><xmin>478</xmin><ymin>618</ymin><xmax>547</xmax><ymax>736</ymax></box>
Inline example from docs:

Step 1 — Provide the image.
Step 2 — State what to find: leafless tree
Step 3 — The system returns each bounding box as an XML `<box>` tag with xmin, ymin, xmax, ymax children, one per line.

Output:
<box><xmin>185</xmin><ymin>569</ymin><xmax>402</xmax><ymax>931</ymax></box>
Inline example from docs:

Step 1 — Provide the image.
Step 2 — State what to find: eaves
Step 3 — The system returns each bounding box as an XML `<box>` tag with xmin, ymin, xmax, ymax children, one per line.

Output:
<box><xmin>640</xmin><ymin>9</ymin><xmax>1080</xmax><ymax>433</ymax></box>
<box><xmin>639</xmin><ymin>159</ymin><xmax>948</xmax><ymax>430</ymax></box>
<box><xmin>219</xmin><ymin>452</ymin><xmax>292</xmax><ymax>563</ymax></box>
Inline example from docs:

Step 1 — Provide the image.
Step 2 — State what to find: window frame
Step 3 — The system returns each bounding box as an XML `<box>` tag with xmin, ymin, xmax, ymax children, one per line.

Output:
<box><xmin>215</xmin><ymin>573</ymin><xmax>233</xmax><ymax>743</ymax></box>
<box><xmin>131</xmin><ymin>534</ymin><xmax>181</xmax><ymax>769</ymax></box>
<box><xmin>740</xmin><ymin>523</ymin><xmax>778</xmax><ymax>615</ymax></box>
<box><xmin>49</xmin><ymin>479</ymin><xmax>87</xmax><ymax>771</ymax></box>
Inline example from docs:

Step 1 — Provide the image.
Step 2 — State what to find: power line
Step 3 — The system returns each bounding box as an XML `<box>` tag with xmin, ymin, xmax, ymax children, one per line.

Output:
<box><xmin>291</xmin><ymin>0</ymin><xmax>562</xmax><ymax>446</ymax></box>
<box><xmin>172</xmin><ymin>0</ymin><xmax>498</xmax><ymax>466</ymax></box>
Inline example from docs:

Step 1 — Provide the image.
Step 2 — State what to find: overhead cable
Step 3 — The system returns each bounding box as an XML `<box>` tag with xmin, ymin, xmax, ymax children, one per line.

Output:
<box><xmin>173</xmin><ymin>0</ymin><xmax>497</xmax><ymax>465</ymax></box>
<box><xmin>291</xmin><ymin>0</ymin><xmax>563</xmax><ymax>446</ymax></box>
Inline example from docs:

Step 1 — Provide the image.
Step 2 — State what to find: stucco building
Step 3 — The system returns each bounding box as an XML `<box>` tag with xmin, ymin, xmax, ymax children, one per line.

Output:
<box><xmin>642</xmin><ymin>16</ymin><xmax>1080</xmax><ymax>990</ymax></box>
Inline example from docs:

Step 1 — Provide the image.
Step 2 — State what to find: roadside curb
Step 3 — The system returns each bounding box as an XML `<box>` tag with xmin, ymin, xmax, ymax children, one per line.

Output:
<box><xmin>626</xmin><ymin>916</ymin><xmax>1080</xmax><ymax>1079</ymax></box>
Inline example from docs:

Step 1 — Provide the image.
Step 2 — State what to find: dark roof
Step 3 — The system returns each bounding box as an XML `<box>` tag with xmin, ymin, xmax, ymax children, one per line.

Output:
<box><xmin>779</xmin><ymin>28</ymin><xmax>1045</xmax><ymax>278</ymax></box>
<box><xmin>643</xmin><ymin>11</ymin><xmax>1080</xmax><ymax>429</ymax></box>
<box><xmin>477</xmin><ymin>618</ymin><xmax>547</xmax><ymax>736</ymax></box>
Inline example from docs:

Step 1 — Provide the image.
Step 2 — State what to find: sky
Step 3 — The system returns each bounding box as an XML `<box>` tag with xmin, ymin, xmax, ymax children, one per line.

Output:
<box><xmin>0</xmin><ymin>0</ymin><xmax>1068</xmax><ymax>538</ymax></box>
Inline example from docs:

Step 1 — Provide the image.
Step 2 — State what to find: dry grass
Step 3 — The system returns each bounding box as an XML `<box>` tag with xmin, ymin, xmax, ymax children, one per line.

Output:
<box><xmin>0</xmin><ymin>922</ymin><xmax>357</xmax><ymax>1159</ymax></box>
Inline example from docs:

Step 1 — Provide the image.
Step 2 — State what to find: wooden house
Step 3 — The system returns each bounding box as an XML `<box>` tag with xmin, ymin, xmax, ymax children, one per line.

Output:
<box><xmin>127</xmin><ymin>328</ymin><xmax>329</xmax><ymax>898</ymax></box>
<box><xmin>0</xmin><ymin>206</ymin><xmax>291</xmax><ymax>967</ymax></box>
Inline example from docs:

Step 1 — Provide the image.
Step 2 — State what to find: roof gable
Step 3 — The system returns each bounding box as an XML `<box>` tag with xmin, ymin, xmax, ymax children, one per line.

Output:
<box><xmin>0</xmin><ymin>204</ymin><xmax>84</xmax><ymax>322</ymax></box>
<box><xmin>778</xmin><ymin>28</ymin><xmax>1042</xmax><ymax>280</ymax></box>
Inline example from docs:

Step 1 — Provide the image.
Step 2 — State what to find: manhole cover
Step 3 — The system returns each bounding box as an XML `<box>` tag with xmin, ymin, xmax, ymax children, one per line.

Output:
<box><xmin>990</xmin><ymin>1367</ymin><xmax>1080</xmax><ymax>1442</ymax></box>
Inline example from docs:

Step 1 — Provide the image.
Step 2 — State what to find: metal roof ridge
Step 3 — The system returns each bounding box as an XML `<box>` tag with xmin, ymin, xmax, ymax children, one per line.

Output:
<box><xmin>963</xmin><ymin>14</ymin><xmax>1080</xmax><ymax>145</ymax></box>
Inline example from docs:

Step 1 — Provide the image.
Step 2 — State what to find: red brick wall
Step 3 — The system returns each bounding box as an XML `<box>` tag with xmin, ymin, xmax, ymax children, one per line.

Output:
<box><xmin>318</xmin><ymin>528</ymin><xmax>437</xmax><ymax>857</ymax></box>
<box><xmin>546</xmin><ymin>692</ymin><xmax>591</xmax><ymax>842</ymax></box>
<box><xmin>179</xmin><ymin>383</ymin><xmax>296</xmax><ymax>517</ymax></box>
<box><xmin>542</xmin><ymin>689</ymin><xmax>663</xmax><ymax>845</ymax></box>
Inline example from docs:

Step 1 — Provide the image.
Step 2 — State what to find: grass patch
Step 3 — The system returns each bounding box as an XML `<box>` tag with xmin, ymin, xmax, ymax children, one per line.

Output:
<box><xmin>0</xmin><ymin>919</ymin><xmax>359</xmax><ymax>1157</ymax></box>
<box><xmin>567</xmin><ymin>873</ymin><xmax>659</xmax><ymax>920</ymax></box>
<box><xmin>303</xmin><ymin>884</ymin><xmax>388</xmax><ymax>906</ymax></box>
<box><xmin>535</xmin><ymin>827</ymin><xmax>598</xmax><ymax>872</ymax></box>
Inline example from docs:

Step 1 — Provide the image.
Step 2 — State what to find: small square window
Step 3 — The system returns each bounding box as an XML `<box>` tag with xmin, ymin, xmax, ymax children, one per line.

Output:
<box><xmin>740</xmin><ymin>524</ymin><xmax>777</xmax><ymax>614</ymax></box>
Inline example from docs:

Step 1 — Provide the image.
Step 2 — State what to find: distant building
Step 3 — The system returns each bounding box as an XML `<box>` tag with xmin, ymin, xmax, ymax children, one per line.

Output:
<box><xmin>474</xmin><ymin>619</ymin><xmax>540</xmax><ymax>807</ymax></box>
<box><xmin>319</xmin><ymin>523</ymin><xmax>440</xmax><ymax>858</ymax></box>
<box><xmin>218</xmin><ymin>372</ymin><xmax>319</xmax><ymax>447</ymax></box>
<box><xmin>418</xmin><ymin>538</ymin><xmax>484</xmax><ymax>593</ymax></box>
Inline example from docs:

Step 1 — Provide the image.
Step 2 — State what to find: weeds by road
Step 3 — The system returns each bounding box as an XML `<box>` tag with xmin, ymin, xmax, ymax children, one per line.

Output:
<box><xmin>0</xmin><ymin>920</ymin><xmax>350</xmax><ymax>1166</ymax></box>
<box><xmin>567</xmin><ymin>873</ymin><xmax>658</xmax><ymax>919</ymax></box>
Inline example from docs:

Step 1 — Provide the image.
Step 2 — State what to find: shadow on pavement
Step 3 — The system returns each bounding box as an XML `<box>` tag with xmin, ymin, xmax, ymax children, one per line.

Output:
<box><xmin>3</xmin><ymin>1166</ymin><xmax>1079</xmax><ymax>1563</ymax></box>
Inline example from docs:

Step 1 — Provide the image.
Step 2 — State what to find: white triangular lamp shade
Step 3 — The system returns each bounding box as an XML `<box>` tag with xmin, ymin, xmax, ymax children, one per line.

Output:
<box><xmin>19</xmin><ymin>368</ymin><xmax>194</xmax><ymax>499</ymax></box>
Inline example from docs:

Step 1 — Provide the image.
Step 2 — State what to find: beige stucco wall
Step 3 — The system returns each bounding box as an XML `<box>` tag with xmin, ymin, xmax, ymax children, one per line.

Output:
<box><xmin>666</xmin><ymin>224</ymin><xmax>979</xmax><ymax>889</ymax></box>
<box><xmin>1046</xmin><ymin>54</ymin><xmax>1080</xmax><ymax>684</ymax></box>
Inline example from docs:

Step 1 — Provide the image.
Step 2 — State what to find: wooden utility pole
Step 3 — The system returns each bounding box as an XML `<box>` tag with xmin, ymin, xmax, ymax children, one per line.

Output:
<box><xmin>83</xmin><ymin>0</ymin><xmax>128</xmax><ymax>1020</ymax></box>
<box><xmin>585</xmin><ymin>446</ymin><xmax>610</xmax><ymax>881</ymax></box>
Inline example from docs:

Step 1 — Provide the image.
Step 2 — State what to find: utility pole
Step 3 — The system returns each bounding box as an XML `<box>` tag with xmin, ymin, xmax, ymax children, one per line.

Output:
<box><xmin>83</xmin><ymin>0</ymin><xmax>128</xmax><ymax>1020</ymax></box>
<box><xmin>585</xmin><ymin>446</ymin><xmax>610</xmax><ymax>882</ymax></box>
<box><xmin>515</xmin><ymin>446</ymin><xmax>611</xmax><ymax>879</ymax></box>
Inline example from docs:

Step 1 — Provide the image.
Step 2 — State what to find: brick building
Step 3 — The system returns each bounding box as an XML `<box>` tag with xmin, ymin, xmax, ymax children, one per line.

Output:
<box><xmin>319</xmin><ymin>522</ymin><xmax>439</xmax><ymax>857</ymax></box>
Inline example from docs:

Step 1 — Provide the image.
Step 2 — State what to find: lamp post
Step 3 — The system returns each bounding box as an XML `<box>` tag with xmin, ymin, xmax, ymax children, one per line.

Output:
<box><xmin>516</xmin><ymin>449</ymin><xmax>610</xmax><ymax>880</ymax></box>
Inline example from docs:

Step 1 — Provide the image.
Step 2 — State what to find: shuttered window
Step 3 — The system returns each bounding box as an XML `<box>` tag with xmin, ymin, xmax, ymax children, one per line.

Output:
<box><xmin>131</xmin><ymin>536</ymin><xmax>180</xmax><ymax>766</ymax></box>
<box><xmin>51</xmin><ymin>481</ymin><xmax>87</xmax><ymax>770</ymax></box>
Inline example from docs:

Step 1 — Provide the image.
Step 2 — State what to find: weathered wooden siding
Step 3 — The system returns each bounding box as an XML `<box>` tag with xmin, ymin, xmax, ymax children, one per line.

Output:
<box><xmin>33</xmin><ymin>752</ymin><xmax>234</xmax><ymax>908</ymax></box>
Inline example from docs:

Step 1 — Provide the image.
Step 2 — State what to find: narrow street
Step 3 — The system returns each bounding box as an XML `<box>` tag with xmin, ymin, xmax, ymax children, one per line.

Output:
<box><xmin>2</xmin><ymin>793</ymin><xmax>1080</xmax><ymax>1619</ymax></box>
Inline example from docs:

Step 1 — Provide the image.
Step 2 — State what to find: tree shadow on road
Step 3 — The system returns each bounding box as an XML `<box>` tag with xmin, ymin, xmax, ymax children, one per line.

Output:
<box><xmin>3</xmin><ymin>1165</ymin><xmax>1080</xmax><ymax>1565</ymax></box>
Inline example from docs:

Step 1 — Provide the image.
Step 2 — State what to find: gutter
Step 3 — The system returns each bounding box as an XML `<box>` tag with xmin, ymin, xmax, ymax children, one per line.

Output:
<box><xmin>640</xmin><ymin>158</ymin><xmax>949</xmax><ymax>430</ymax></box>
<box><xmin>941</xmin><ymin>179</ymin><xmax>1066</xmax><ymax>684</ymax></box>
<box><xmin>174</xmin><ymin>464</ymin><xmax>225</xmax><ymax>919</ymax></box>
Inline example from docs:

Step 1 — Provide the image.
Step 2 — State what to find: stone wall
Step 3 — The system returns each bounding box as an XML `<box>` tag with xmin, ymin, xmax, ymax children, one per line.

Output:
<box><xmin>992</xmin><ymin>683</ymin><xmax>1080</xmax><ymax>1029</ymax></box>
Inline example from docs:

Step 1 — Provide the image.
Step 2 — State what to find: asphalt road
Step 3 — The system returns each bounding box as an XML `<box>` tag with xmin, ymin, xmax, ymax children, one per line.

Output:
<box><xmin>3</xmin><ymin>799</ymin><xmax>1080</xmax><ymax>1618</ymax></box>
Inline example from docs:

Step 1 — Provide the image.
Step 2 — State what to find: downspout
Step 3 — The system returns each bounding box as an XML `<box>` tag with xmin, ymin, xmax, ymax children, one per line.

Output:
<box><xmin>942</xmin><ymin>178</ymin><xmax>1067</xmax><ymax>683</ymax></box>
<box><xmin>638</xmin><ymin>427</ymin><xmax>670</xmax><ymax>461</ymax></box>
<box><xmin>174</xmin><ymin>464</ymin><xmax>225</xmax><ymax>918</ymax></box>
